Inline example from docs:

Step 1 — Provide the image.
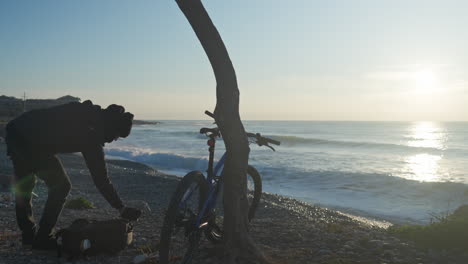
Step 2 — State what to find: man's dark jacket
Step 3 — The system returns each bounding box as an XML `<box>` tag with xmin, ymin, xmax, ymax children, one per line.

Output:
<box><xmin>6</xmin><ymin>100</ymin><xmax>124</xmax><ymax>209</ymax></box>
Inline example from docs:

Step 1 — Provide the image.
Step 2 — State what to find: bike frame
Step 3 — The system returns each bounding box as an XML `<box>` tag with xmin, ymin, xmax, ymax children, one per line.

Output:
<box><xmin>178</xmin><ymin>135</ymin><xmax>227</xmax><ymax>228</ymax></box>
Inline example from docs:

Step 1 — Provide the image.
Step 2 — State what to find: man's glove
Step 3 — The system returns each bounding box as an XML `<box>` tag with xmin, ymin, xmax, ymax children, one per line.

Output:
<box><xmin>120</xmin><ymin>207</ymin><xmax>142</xmax><ymax>221</ymax></box>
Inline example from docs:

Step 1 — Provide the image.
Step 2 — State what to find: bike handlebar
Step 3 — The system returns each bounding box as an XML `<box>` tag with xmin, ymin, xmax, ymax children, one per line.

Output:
<box><xmin>205</xmin><ymin>110</ymin><xmax>215</xmax><ymax>119</ymax></box>
<box><xmin>203</xmin><ymin>110</ymin><xmax>280</xmax><ymax>150</ymax></box>
<box><xmin>246</xmin><ymin>133</ymin><xmax>280</xmax><ymax>151</ymax></box>
<box><xmin>200</xmin><ymin>127</ymin><xmax>219</xmax><ymax>136</ymax></box>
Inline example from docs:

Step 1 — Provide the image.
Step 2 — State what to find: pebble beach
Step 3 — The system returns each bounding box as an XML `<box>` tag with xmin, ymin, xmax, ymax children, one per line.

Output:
<box><xmin>0</xmin><ymin>144</ymin><xmax>467</xmax><ymax>264</ymax></box>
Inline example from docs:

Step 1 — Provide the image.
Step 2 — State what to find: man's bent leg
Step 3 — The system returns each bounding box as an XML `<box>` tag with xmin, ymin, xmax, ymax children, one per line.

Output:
<box><xmin>34</xmin><ymin>155</ymin><xmax>71</xmax><ymax>243</ymax></box>
<box><xmin>11</xmin><ymin>156</ymin><xmax>37</xmax><ymax>245</ymax></box>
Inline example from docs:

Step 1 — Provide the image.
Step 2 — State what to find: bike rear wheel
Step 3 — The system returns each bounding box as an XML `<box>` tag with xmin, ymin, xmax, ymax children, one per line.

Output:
<box><xmin>205</xmin><ymin>165</ymin><xmax>262</xmax><ymax>243</ymax></box>
<box><xmin>159</xmin><ymin>171</ymin><xmax>208</xmax><ymax>264</ymax></box>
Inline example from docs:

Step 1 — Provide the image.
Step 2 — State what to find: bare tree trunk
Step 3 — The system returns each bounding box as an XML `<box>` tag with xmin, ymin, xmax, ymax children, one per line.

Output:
<box><xmin>175</xmin><ymin>1</ymin><xmax>268</xmax><ymax>263</ymax></box>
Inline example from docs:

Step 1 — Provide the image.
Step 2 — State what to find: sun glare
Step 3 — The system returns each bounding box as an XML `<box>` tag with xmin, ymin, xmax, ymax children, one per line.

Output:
<box><xmin>411</xmin><ymin>69</ymin><xmax>440</xmax><ymax>93</ymax></box>
<box><xmin>414</xmin><ymin>70</ymin><xmax>436</xmax><ymax>85</ymax></box>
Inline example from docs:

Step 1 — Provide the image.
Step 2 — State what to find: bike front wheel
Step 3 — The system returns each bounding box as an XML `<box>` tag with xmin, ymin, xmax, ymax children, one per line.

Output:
<box><xmin>205</xmin><ymin>165</ymin><xmax>262</xmax><ymax>243</ymax></box>
<box><xmin>159</xmin><ymin>171</ymin><xmax>208</xmax><ymax>264</ymax></box>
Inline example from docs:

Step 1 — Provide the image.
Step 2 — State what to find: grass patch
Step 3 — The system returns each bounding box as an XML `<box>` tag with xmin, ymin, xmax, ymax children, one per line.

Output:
<box><xmin>326</xmin><ymin>222</ymin><xmax>346</xmax><ymax>233</ymax></box>
<box><xmin>388</xmin><ymin>205</ymin><xmax>468</xmax><ymax>250</ymax></box>
<box><xmin>65</xmin><ymin>197</ymin><xmax>96</xmax><ymax>210</ymax></box>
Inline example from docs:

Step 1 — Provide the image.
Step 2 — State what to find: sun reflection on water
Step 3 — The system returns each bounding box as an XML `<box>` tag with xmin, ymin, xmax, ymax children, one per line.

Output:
<box><xmin>403</xmin><ymin>122</ymin><xmax>447</xmax><ymax>182</ymax></box>
<box><xmin>405</xmin><ymin>153</ymin><xmax>442</xmax><ymax>182</ymax></box>
<box><xmin>406</xmin><ymin>122</ymin><xmax>447</xmax><ymax>150</ymax></box>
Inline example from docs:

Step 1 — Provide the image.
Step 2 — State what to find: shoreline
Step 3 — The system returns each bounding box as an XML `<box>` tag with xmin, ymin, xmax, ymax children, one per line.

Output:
<box><xmin>1</xmin><ymin>151</ymin><xmax>467</xmax><ymax>263</ymax></box>
<box><xmin>108</xmin><ymin>156</ymin><xmax>422</xmax><ymax>227</ymax></box>
<box><xmin>104</xmin><ymin>155</ymin><xmax>392</xmax><ymax>228</ymax></box>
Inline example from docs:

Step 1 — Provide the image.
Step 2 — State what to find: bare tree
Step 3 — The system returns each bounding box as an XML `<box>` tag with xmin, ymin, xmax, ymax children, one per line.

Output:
<box><xmin>175</xmin><ymin>0</ymin><xmax>268</xmax><ymax>263</ymax></box>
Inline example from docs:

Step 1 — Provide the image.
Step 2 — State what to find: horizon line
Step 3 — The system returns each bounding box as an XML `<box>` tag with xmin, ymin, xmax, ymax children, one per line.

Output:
<box><xmin>138</xmin><ymin>119</ymin><xmax>468</xmax><ymax>122</ymax></box>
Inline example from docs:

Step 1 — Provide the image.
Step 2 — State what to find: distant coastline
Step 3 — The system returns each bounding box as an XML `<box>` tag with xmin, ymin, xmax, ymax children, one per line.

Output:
<box><xmin>0</xmin><ymin>120</ymin><xmax>160</xmax><ymax>138</ymax></box>
<box><xmin>0</xmin><ymin>95</ymin><xmax>159</xmax><ymax>136</ymax></box>
<box><xmin>132</xmin><ymin>120</ymin><xmax>160</xmax><ymax>125</ymax></box>
<box><xmin>0</xmin><ymin>95</ymin><xmax>80</xmax><ymax>122</ymax></box>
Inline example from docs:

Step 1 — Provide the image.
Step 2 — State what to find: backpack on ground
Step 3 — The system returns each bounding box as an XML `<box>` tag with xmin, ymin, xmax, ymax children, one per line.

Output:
<box><xmin>56</xmin><ymin>218</ymin><xmax>133</xmax><ymax>258</ymax></box>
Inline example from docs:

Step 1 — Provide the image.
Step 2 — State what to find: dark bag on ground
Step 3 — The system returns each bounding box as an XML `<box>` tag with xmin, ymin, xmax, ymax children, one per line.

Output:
<box><xmin>57</xmin><ymin>218</ymin><xmax>133</xmax><ymax>258</ymax></box>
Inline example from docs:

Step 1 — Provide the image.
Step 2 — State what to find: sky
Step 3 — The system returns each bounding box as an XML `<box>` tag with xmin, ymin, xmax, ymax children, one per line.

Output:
<box><xmin>1</xmin><ymin>0</ymin><xmax>467</xmax><ymax>121</ymax></box>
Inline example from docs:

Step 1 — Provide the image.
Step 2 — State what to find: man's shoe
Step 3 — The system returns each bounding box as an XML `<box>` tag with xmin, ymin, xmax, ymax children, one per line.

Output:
<box><xmin>21</xmin><ymin>232</ymin><xmax>34</xmax><ymax>248</ymax></box>
<box><xmin>32</xmin><ymin>233</ymin><xmax>58</xmax><ymax>256</ymax></box>
<box><xmin>21</xmin><ymin>227</ymin><xmax>37</xmax><ymax>248</ymax></box>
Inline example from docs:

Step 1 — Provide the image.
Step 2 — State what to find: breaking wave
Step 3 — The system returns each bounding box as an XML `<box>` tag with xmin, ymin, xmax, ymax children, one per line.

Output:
<box><xmin>267</xmin><ymin>135</ymin><xmax>446</xmax><ymax>153</ymax></box>
<box><xmin>105</xmin><ymin>148</ymin><xmax>209</xmax><ymax>172</ymax></box>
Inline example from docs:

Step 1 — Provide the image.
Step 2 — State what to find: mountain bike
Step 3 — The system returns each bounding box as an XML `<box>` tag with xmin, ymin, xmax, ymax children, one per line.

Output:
<box><xmin>159</xmin><ymin>111</ymin><xmax>280</xmax><ymax>264</ymax></box>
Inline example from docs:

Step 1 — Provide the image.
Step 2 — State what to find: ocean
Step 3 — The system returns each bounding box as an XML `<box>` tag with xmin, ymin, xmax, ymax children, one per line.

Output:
<box><xmin>105</xmin><ymin>120</ymin><xmax>468</xmax><ymax>224</ymax></box>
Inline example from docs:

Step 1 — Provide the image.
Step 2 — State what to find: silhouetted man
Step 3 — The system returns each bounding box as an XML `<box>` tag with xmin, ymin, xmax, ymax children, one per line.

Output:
<box><xmin>5</xmin><ymin>100</ymin><xmax>141</xmax><ymax>251</ymax></box>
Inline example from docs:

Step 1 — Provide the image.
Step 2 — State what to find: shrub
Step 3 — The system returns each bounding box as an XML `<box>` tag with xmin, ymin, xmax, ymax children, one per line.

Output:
<box><xmin>65</xmin><ymin>197</ymin><xmax>96</xmax><ymax>210</ymax></box>
<box><xmin>388</xmin><ymin>205</ymin><xmax>468</xmax><ymax>250</ymax></box>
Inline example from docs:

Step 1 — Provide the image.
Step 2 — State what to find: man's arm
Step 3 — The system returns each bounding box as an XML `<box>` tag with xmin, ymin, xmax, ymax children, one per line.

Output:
<box><xmin>82</xmin><ymin>145</ymin><xmax>124</xmax><ymax>210</ymax></box>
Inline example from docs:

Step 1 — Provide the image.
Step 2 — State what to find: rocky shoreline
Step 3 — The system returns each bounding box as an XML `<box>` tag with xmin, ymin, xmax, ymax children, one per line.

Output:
<box><xmin>0</xmin><ymin>148</ymin><xmax>467</xmax><ymax>263</ymax></box>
